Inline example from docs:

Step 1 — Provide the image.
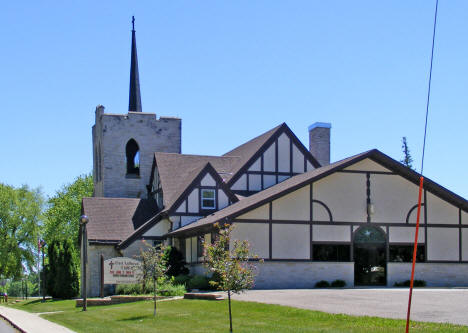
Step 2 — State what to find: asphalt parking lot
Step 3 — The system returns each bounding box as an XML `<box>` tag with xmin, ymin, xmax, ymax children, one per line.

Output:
<box><xmin>232</xmin><ymin>288</ymin><xmax>468</xmax><ymax>326</ymax></box>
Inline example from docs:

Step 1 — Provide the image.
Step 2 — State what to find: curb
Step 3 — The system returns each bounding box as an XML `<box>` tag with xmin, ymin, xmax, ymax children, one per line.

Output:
<box><xmin>0</xmin><ymin>313</ymin><xmax>26</xmax><ymax>333</ymax></box>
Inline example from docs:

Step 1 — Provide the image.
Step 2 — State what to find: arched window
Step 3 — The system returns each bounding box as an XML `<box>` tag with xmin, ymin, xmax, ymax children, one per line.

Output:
<box><xmin>126</xmin><ymin>139</ymin><xmax>140</xmax><ymax>176</ymax></box>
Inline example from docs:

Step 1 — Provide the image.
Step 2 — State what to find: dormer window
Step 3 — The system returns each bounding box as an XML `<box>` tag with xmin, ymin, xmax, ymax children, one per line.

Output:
<box><xmin>126</xmin><ymin>139</ymin><xmax>140</xmax><ymax>176</ymax></box>
<box><xmin>201</xmin><ymin>189</ymin><xmax>216</xmax><ymax>210</ymax></box>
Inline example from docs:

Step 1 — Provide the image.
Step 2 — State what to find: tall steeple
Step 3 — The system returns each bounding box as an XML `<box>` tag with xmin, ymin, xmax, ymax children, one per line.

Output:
<box><xmin>128</xmin><ymin>16</ymin><xmax>142</xmax><ymax>112</ymax></box>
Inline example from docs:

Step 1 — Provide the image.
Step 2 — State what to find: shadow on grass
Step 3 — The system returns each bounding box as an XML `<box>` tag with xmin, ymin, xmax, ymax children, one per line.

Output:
<box><xmin>23</xmin><ymin>298</ymin><xmax>62</xmax><ymax>304</ymax></box>
<box><xmin>118</xmin><ymin>315</ymin><xmax>153</xmax><ymax>322</ymax></box>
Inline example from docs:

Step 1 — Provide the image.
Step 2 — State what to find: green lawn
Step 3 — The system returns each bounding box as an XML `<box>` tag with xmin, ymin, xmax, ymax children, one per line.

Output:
<box><xmin>5</xmin><ymin>298</ymin><xmax>468</xmax><ymax>333</ymax></box>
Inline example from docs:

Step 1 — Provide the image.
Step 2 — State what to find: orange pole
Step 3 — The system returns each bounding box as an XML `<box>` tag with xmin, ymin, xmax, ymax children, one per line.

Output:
<box><xmin>405</xmin><ymin>176</ymin><xmax>424</xmax><ymax>333</ymax></box>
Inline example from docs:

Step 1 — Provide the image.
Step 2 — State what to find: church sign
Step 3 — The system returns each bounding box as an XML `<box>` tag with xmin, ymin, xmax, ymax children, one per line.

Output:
<box><xmin>103</xmin><ymin>257</ymin><xmax>142</xmax><ymax>284</ymax></box>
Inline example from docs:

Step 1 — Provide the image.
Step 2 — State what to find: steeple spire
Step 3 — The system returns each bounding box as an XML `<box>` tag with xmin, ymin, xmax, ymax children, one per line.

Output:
<box><xmin>128</xmin><ymin>16</ymin><xmax>142</xmax><ymax>112</ymax></box>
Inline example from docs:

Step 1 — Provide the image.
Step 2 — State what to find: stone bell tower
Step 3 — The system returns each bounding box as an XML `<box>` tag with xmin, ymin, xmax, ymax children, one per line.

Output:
<box><xmin>92</xmin><ymin>17</ymin><xmax>181</xmax><ymax>198</ymax></box>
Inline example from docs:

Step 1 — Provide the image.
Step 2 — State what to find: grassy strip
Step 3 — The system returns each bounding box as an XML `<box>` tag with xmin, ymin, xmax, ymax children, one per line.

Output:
<box><xmin>7</xmin><ymin>298</ymin><xmax>468</xmax><ymax>333</ymax></box>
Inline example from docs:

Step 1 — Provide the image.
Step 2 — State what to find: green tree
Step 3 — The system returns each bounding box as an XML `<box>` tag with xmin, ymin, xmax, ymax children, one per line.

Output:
<box><xmin>46</xmin><ymin>239</ymin><xmax>79</xmax><ymax>298</ymax></box>
<box><xmin>400</xmin><ymin>137</ymin><xmax>414</xmax><ymax>169</ymax></box>
<box><xmin>0</xmin><ymin>183</ymin><xmax>43</xmax><ymax>280</ymax></box>
<box><xmin>163</xmin><ymin>246</ymin><xmax>189</xmax><ymax>277</ymax></box>
<box><xmin>139</xmin><ymin>241</ymin><xmax>168</xmax><ymax>317</ymax></box>
<box><xmin>204</xmin><ymin>223</ymin><xmax>262</xmax><ymax>333</ymax></box>
<box><xmin>43</xmin><ymin>174</ymin><xmax>93</xmax><ymax>251</ymax></box>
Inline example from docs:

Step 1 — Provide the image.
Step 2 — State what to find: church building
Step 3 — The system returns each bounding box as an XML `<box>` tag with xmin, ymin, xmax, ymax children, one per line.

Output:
<box><xmin>82</xmin><ymin>21</ymin><xmax>468</xmax><ymax>296</ymax></box>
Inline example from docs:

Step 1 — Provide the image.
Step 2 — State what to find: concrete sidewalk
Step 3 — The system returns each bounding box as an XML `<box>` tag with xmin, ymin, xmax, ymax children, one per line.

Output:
<box><xmin>0</xmin><ymin>306</ymin><xmax>75</xmax><ymax>333</ymax></box>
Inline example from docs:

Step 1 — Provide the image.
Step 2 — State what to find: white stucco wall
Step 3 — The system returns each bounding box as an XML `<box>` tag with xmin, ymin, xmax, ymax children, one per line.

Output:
<box><xmin>313</xmin><ymin>225</ymin><xmax>350</xmax><ymax>242</ymax></box>
<box><xmin>292</xmin><ymin>144</ymin><xmax>304</xmax><ymax>173</ymax></box>
<box><xmin>201</xmin><ymin>174</ymin><xmax>216</xmax><ymax>186</ymax></box>
<box><xmin>371</xmin><ymin>174</ymin><xmax>420</xmax><ymax>223</ymax></box>
<box><xmin>263</xmin><ymin>175</ymin><xmax>276</xmax><ymax>189</ymax></box>
<box><xmin>272</xmin><ymin>185</ymin><xmax>310</xmax><ymax>221</ymax></box>
<box><xmin>344</xmin><ymin>159</ymin><xmax>391</xmax><ymax>172</ymax></box>
<box><xmin>181</xmin><ymin>215</ymin><xmax>202</xmax><ymax>227</ymax></box>
<box><xmin>238</xmin><ymin>204</ymin><xmax>269</xmax><ymax>220</ymax></box>
<box><xmin>142</xmin><ymin>219</ymin><xmax>170</xmax><ymax>237</ymax></box>
<box><xmin>188</xmin><ymin>189</ymin><xmax>199</xmax><ymax>213</ymax></box>
<box><xmin>463</xmin><ymin>210</ymin><xmax>468</xmax><ymax>224</ymax></box>
<box><xmin>231</xmin><ymin>223</ymin><xmax>269</xmax><ymax>258</ymax></box>
<box><xmin>389</xmin><ymin>226</ymin><xmax>425</xmax><ymax>243</ymax></box>
<box><xmin>175</xmin><ymin>200</ymin><xmax>186</xmax><ymax>213</ymax></box>
<box><xmin>313</xmin><ymin>202</ymin><xmax>331</xmax><ymax>221</ymax></box>
<box><xmin>218</xmin><ymin>190</ymin><xmax>229</xmax><ymax>209</ymax></box>
<box><xmin>248</xmin><ymin>174</ymin><xmax>262</xmax><ymax>191</ymax></box>
<box><xmin>185</xmin><ymin>237</ymin><xmax>192</xmax><ymax>263</ymax></box>
<box><xmin>278</xmin><ymin>133</ymin><xmax>290</xmax><ymax>173</ymax></box>
<box><xmin>313</xmin><ymin>173</ymin><xmax>366</xmax><ymax>222</ymax></box>
<box><xmin>427</xmin><ymin>228</ymin><xmax>459</xmax><ymax>261</ymax></box>
<box><xmin>231</xmin><ymin>174</ymin><xmax>247</xmax><ymax>191</ymax></box>
<box><xmin>462</xmin><ymin>229</ymin><xmax>468</xmax><ymax>261</ymax></box>
<box><xmin>426</xmin><ymin>192</ymin><xmax>459</xmax><ymax>224</ymax></box>
<box><xmin>263</xmin><ymin>143</ymin><xmax>276</xmax><ymax>172</ymax></box>
<box><xmin>249</xmin><ymin>157</ymin><xmax>261</xmax><ymax>171</ymax></box>
<box><xmin>388</xmin><ymin>263</ymin><xmax>468</xmax><ymax>287</ymax></box>
<box><xmin>306</xmin><ymin>160</ymin><xmax>314</xmax><ymax>171</ymax></box>
<box><xmin>272</xmin><ymin>224</ymin><xmax>310</xmax><ymax>259</ymax></box>
<box><xmin>191</xmin><ymin>236</ymin><xmax>197</xmax><ymax>263</ymax></box>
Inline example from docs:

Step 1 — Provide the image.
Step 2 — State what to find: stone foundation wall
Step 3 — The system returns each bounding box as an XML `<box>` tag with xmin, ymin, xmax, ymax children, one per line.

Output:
<box><xmin>85</xmin><ymin>244</ymin><xmax>119</xmax><ymax>297</ymax></box>
<box><xmin>190</xmin><ymin>262</ymin><xmax>354</xmax><ymax>289</ymax></box>
<box><xmin>387</xmin><ymin>263</ymin><xmax>468</xmax><ymax>287</ymax></box>
<box><xmin>191</xmin><ymin>261</ymin><xmax>468</xmax><ymax>288</ymax></box>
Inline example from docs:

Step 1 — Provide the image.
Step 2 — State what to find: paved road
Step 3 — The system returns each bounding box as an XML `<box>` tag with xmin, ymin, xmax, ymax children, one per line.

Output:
<box><xmin>232</xmin><ymin>288</ymin><xmax>468</xmax><ymax>326</ymax></box>
<box><xmin>0</xmin><ymin>318</ymin><xmax>18</xmax><ymax>333</ymax></box>
<box><xmin>0</xmin><ymin>306</ymin><xmax>74</xmax><ymax>333</ymax></box>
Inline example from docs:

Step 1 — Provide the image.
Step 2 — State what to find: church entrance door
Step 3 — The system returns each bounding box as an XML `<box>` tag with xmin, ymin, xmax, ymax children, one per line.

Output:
<box><xmin>353</xmin><ymin>226</ymin><xmax>386</xmax><ymax>286</ymax></box>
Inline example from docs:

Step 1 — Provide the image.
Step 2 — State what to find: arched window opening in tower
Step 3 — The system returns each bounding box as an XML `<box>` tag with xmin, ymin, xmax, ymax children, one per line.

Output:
<box><xmin>126</xmin><ymin>139</ymin><xmax>140</xmax><ymax>176</ymax></box>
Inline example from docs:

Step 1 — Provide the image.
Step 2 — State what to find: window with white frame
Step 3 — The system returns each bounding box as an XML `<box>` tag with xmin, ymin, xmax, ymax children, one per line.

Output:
<box><xmin>201</xmin><ymin>189</ymin><xmax>216</xmax><ymax>209</ymax></box>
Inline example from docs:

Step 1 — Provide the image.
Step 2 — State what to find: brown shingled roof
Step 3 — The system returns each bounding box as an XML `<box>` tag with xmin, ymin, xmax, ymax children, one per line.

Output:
<box><xmin>154</xmin><ymin>153</ymin><xmax>241</xmax><ymax>210</ymax></box>
<box><xmin>82</xmin><ymin>197</ymin><xmax>158</xmax><ymax>242</ymax></box>
<box><xmin>169</xmin><ymin>149</ymin><xmax>468</xmax><ymax>236</ymax></box>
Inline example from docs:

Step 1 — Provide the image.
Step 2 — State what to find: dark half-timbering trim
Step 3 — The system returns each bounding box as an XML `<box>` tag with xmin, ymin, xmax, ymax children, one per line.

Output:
<box><xmin>88</xmin><ymin>239</ymin><xmax>120</xmax><ymax>245</ymax></box>
<box><xmin>460</xmin><ymin>208</ymin><xmax>463</xmax><ymax>262</ymax></box>
<box><xmin>269</xmin><ymin>202</ymin><xmax>273</xmax><ymax>260</ymax></box>
<box><xmin>311</xmin><ymin>200</ymin><xmax>333</xmax><ymax>222</ymax></box>
<box><xmin>366</xmin><ymin>172</ymin><xmax>371</xmax><ymax>223</ymax></box>
<box><xmin>226</xmin><ymin>123</ymin><xmax>321</xmax><ymax>189</ymax></box>
<box><xmin>406</xmin><ymin>203</ymin><xmax>426</xmax><ymax>224</ymax></box>
<box><xmin>339</xmin><ymin>170</ymin><xmax>395</xmax><ymax>175</ymax></box>
<box><xmin>169</xmin><ymin>149</ymin><xmax>468</xmax><ymax>237</ymax></box>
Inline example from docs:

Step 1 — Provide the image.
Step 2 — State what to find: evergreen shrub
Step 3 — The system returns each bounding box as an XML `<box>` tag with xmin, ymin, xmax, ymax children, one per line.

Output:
<box><xmin>331</xmin><ymin>279</ymin><xmax>346</xmax><ymax>288</ymax></box>
<box><xmin>314</xmin><ymin>280</ymin><xmax>330</xmax><ymax>288</ymax></box>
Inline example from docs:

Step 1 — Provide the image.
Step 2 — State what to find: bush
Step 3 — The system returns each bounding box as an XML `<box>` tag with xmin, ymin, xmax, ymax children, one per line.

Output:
<box><xmin>164</xmin><ymin>246</ymin><xmax>189</xmax><ymax>277</ymax></box>
<box><xmin>116</xmin><ymin>283</ymin><xmax>143</xmax><ymax>295</ymax></box>
<box><xmin>157</xmin><ymin>283</ymin><xmax>186</xmax><ymax>296</ymax></box>
<box><xmin>315</xmin><ymin>280</ymin><xmax>330</xmax><ymax>288</ymax></box>
<box><xmin>173</xmin><ymin>274</ymin><xmax>191</xmax><ymax>286</ymax></box>
<box><xmin>394</xmin><ymin>280</ymin><xmax>426</xmax><ymax>287</ymax></box>
<box><xmin>46</xmin><ymin>239</ymin><xmax>79</xmax><ymax>299</ymax></box>
<box><xmin>331</xmin><ymin>279</ymin><xmax>346</xmax><ymax>288</ymax></box>
<box><xmin>188</xmin><ymin>275</ymin><xmax>211</xmax><ymax>290</ymax></box>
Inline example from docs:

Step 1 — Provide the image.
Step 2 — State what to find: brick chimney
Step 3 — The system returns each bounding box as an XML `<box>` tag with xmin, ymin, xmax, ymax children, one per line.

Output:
<box><xmin>308</xmin><ymin>122</ymin><xmax>331</xmax><ymax>166</ymax></box>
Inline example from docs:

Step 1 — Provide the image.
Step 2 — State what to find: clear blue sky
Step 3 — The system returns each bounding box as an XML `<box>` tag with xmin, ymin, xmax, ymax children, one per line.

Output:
<box><xmin>1</xmin><ymin>1</ymin><xmax>467</xmax><ymax>199</ymax></box>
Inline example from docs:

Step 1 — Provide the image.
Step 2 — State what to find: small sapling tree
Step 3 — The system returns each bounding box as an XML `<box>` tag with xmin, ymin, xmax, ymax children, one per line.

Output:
<box><xmin>139</xmin><ymin>241</ymin><xmax>168</xmax><ymax>317</ymax></box>
<box><xmin>204</xmin><ymin>223</ymin><xmax>262</xmax><ymax>333</ymax></box>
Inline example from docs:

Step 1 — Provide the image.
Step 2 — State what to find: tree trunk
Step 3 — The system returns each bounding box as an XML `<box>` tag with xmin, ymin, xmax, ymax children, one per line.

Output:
<box><xmin>153</xmin><ymin>277</ymin><xmax>157</xmax><ymax>317</ymax></box>
<box><xmin>228</xmin><ymin>290</ymin><xmax>233</xmax><ymax>333</ymax></box>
